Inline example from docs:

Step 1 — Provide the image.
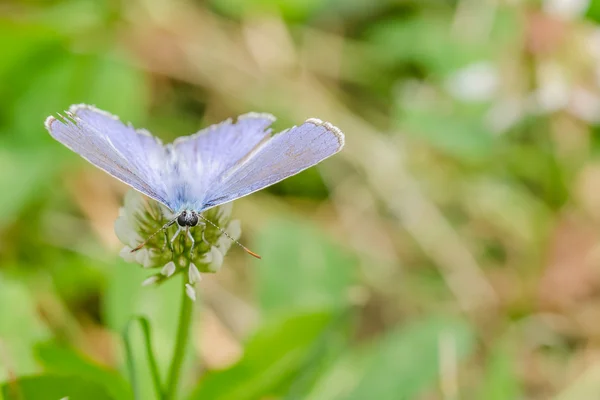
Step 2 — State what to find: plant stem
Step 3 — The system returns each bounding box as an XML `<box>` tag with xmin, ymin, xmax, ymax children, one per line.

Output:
<box><xmin>165</xmin><ymin>274</ymin><xmax>194</xmax><ymax>400</ymax></box>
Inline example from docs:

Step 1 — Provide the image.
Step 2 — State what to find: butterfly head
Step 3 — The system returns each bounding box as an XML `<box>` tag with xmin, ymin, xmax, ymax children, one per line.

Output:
<box><xmin>177</xmin><ymin>210</ymin><xmax>199</xmax><ymax>227</ymax></box>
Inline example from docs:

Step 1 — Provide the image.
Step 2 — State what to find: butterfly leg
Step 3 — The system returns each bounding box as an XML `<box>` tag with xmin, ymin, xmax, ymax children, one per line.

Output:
<box><xmin>162</xmin><ymin>229</ymin><xmax>174</xmax><ymax>254</ymax></box>
<box><xmin>132</xmin><ymin>218</ymin><xmax>177</xmax><ymax>253</ymax></box>
<box><xmin>186</xmin><ymin>227</ymin><xmax>196</xmax><ymax>258</ymax></box>
<box><xmin>161</xmin><ymin>229</ymin><xmax>167</xmax><ymax>251</ymax></box>
<box><xmin>171</xmin><ymin>226</ymin><xmax>183</xmax><ymax>250</ymax></box>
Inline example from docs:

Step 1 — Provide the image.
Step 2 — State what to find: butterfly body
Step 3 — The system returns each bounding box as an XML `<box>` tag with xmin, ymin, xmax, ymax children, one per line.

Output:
<box><xmin>45</xmin><ymin>104</ymin><xmax>344</xmax><ymax>256</ymax></box>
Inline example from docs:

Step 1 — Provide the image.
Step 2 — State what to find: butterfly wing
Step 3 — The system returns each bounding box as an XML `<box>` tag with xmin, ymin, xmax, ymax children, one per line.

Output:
<box><xmin>168</xmin><ymin>113</ymin><xmax>275</xmax><ymax>211</ymax></box>
<box><xmin>47</xmin><ymin>106</ymin><xmax>344</xmax><ymax>212</ymax></box>
<box><xmin>45</xmin><ymin>104</ymin><xmax>173</xmax><ymax>209</ymax></box>
<box><xmin>199</xmin><ymin>118</ymin><xmax>344</xmax><ymax>210</ymax></box>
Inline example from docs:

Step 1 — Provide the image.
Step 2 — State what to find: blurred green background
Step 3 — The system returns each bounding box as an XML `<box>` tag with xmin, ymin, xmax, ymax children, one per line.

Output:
<box><xmin>4</xmin><ymin>0</ymin><xmax>600</xmax><ymax>398</ymax></box>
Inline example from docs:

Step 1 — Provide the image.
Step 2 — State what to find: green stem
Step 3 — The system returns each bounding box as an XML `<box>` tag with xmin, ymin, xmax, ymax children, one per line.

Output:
<box><xmin>165</xmin><ymin>274</ymin><xmax>194</xmax><ymax>400</ymax></box>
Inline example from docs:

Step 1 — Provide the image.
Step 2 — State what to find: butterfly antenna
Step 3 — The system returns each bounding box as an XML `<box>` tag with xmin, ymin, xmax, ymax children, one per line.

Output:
<box><xmin>131</xmin><ymin>217</ymin><xmax>177</xmax><ymax>252</ymax></box>
<box><xmin>198</xmin><ymin>214</ymin><xmax>261</xmax><ymax>259</ymax></box>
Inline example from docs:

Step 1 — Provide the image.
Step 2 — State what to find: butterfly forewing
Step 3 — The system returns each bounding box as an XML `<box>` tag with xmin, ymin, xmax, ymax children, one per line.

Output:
<box><xmin>45</xmin><ymin>104</ymin><xmax>173</xmax><ymax>208</ymax></box>
<box><xmin>200</xmin><ymin>119</ymin><xmax>344</xmax><ymax>210</ymax></box>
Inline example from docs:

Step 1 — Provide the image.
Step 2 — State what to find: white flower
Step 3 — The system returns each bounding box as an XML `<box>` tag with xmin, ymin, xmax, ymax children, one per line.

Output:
<box><xmin>142</xmin><ymin>276</ymin><xmax>159</xmax><ymax>287</ymax></box>
<box><xmin>532</xmin><ymin>62</ymin><xmax>570</xmax><ymax>113</ymax></box>
<box><xmin>135</xmin><ymin>248</ymin><xmax>153</xmax><ymax>268</ymax></box>
<box><xmin>188</xmin><ymin>263</ymin><xmax>202</xmax><ymax>284</ymax></box>
<box><xmin>569</xmin><ymin>87</ymin><xmax>600</xmax><ymax>123</ymax></box>
<box><xmin>198</xmin><ymin>246</ymin><xmax>224</xmax><ymax>272</ymax></box>
<box><xmin>161</xmin><ymin>261</ymin><xmax>177</xmax><ymax>277</ymax></box>
<box><xmin>216</xmin><ymin>220</ymin><xmax>241</xmax><ymax>253</ymax></box>
<box><xmin>207</xmin><ymin>246</ymin><xmax>224</xmax><ymax>272</ymax></box>
<box><xmin>485</xmin><ymin>97</ymin><xmax>525</xmax><ymax>134</ymax></box>
<box><xmin>115</xmin><ymin>190</ymin><xmax>244</xmax><ymax>290</ymax></box>
<box><xmin>185</xmin><ymin>283</ymin><xmax>197</xmax><ymax>301</ymax></box>
<box><xmin>114</xmin><ymin>217</ymin><xmax>139</xmax><ymax>247</ymax></box>
<box><xmin>543</xmin><ymin>0</ymin><xmax>589</xmax><ymax>20</ymax></box>
<box><xmin>446</xmin><ymin>62</ymin><xmax>499</xmax><ymax>102</ymax></box>
<box><xmin>119</xmin><ymin>246</ymin><xmax>137</xmax><ymax>263</ymax></box>
<box><xmin>214</xmin><ymin>201</ymin><xmax>233</xmax><ymax>223</ymax></box>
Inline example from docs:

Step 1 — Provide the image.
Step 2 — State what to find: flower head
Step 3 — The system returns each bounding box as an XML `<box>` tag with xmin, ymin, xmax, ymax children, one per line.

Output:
<box><xmin>115</xmin><ymin>190</ymin><xmax>241</xmax><ymax>299</ymax></box>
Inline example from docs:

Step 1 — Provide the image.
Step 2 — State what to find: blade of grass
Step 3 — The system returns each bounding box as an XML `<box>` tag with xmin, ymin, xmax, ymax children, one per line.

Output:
<box><xmin>122</xmin><ymin>316</ymin><xmax>164</xmax><ymax>400</ymax></box>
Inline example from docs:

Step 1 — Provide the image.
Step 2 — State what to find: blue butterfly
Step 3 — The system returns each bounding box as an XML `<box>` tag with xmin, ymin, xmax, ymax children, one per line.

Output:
<box><xmin>45</xmin><ymin>104</ymin><xmax>344</xmax><ymax>257</ymax></box>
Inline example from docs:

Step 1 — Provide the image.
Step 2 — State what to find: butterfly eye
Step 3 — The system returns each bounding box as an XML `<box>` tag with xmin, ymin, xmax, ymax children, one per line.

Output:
<box><xmin>177</xmin><ymin>213</ymin><xmax>187</xmax><ymax>227</ymax></box>
<box><xmin>189</xmin><ymin>212</ymin><xmax>199</xmax><ymax>227</ymax></box>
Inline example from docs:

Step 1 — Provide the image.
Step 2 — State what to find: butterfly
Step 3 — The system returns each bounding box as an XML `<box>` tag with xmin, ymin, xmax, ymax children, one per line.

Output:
<box><xmin>45</xmin><ymin>104</ymin><xmax>345</xmax><ymax>258</ymax></box>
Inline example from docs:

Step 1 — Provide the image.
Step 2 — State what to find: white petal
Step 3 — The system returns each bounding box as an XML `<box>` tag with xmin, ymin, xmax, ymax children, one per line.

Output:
<box><xmin>228</xmin><ymin>219</ymin><xmax>242</xmax><ymax>238</ymax></box>
<box><xmin>199</xmin><ymin>249</ymin><xmax>213</xmax><ymax>264</ymax></box>
<box><xmin>446</xmin><ymin>62</ymin><xmax>498</xmax><ymax>102</ymax></box>
<box><xmin>185</xmin><ymin>283</ymin><xmax>197</xmax><ymax>301</ymax></box>
<box><xmin>160</xmin><ymin>205</ymin><xmax>176</xmax><ymax>220</ymax></box>
<box><xmin>188</xmin><ymin>263</ymin><xmax>202</xmax><ymax>284</ymax></box>
<box><xmin>142</xmin><ymin>252</ymin><xmax>156</xmax><ymax>268</ymax></box>
<box><xmin>543</xmin><ymin>0</ymin><xmax>589</xmax><ymax>20</ymax></box>
<box><xmin>485</xmin><ymin>97</ymin><xmax>524</xmax><ymax>134</ymax></box>
<box><xmin>135</xmin><ymin>248</ymin><xmax>152</xmax><ymax>268</ymax></box>
<box><xmin>124</xmin><ymin>190</ymin><xmax>145</xmax><ymax>222</ymax></box>
<box><xmin>215</xmin><ymin>202</ymin><xmax>233</xmax><ymax>223</ymax></box>
<box><xmin>207</xmin><ymin>246</ymin><xmax>223</xmax><ymax>272</ymax></box>
<box><xmin>533</xmin><ymin>62</ymin><xmax>570</xmax><ymax>113</ymax></box>
<box><xmin>161</xmin><ymin>261</ymin><xmax>176</xmax><ymax>277</ymax></box>
<box><xmin>569</xmin><ymin>87</ymin><xmax>600</xmax><ymax>123</ymax></box>
<box><xmin>114</xmin><ymin>216</ymin><xmax>140</xmax><ymax>247</ymax></box>
<box><xmin>142</xmin><ymin>276</ymin><xmax>159</xmax><ymax>286</ymax></box>
<box><xmin>119</xmin><ymin>246</ymin><xmax>137</xmax><ymax>263</ymax></box>
<box><xmin>147</xmin><ymin>249</ymin><xmax>159</xmax><ymax>262</ymax></box>
<box><xmin>217</xmin><ymin>220</ymin><xmax>241</xmax><ymax>253</ymax></box>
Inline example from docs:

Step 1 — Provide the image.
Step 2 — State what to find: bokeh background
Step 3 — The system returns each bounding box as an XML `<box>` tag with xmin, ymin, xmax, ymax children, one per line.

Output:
<box><xmin>3</xmin><ymin>0</ymin><xmax>600</xmax><ymax>398</ymax></box>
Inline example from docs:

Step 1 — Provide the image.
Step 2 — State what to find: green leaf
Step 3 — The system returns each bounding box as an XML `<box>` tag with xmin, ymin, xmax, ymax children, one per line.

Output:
<box><xmin>7</xmin><ymin>52</ymin><xmax>87</xmax><ymax>147</ymax></box>
<box><xmin>0</xmin><ymin>274</ymin><xmax>50</xmax><ymax>382</ymax></box>
<box><xmin>209</xmin><ymin>0</ymin><xmax>326</xmax><ymax>21</ymax></box>
<box><xmin>122</xmin><ymin>317</ymin><xmax>163</xmax><ymax>400</ymax></box>
<box><xmin>463</xmin><ymin>178</ymin><xmax>551</xmax><ymax>245</ymax></box>
<box><xmin>282</xmin><ymin>312</ymin><xmax>352</xmax><ymax>400</ymax></box>
<box><xmin>6</xmin><ymin>48</ymin><xmax>147</xmax><ymax>147</ymax></box>
<box><xmin>1</xmin><ymin>375</ymin><xmax>114</xmax><ymax>400</ymax></box>
<box><xmin>0</xmin><ymin>147</ymin><xmax>58</xmax><ymax>229</ymax></box>
<box><xmin>188</xmin><ymin>311</ymin><xmax>337</xmax><ymax>400</ymax></box>
<box><xmin>366</xmin><ymin>11</ymin><xmax>521</xmax><ymax>77</ymax></box>
<box><xmin>35</xmin><ymin>342</ymin><xmax>132</xmax><ymax>400</ymax></box>
<box><xmin>255</xmin><ymin>218</ymin><xmax>356</xmax><ymax>317</ymax></box>
<box><xmin>401</xmin><ymin>106</ymin><xmax>495</xmax><ymax>161</ymax></box>
<box><xmin>586</xmin><ymin>0</ymin><xmax>600</xmax><ymax>23</ymax></box>
<box><xmin>479</xmin><ymin>340</ymin><xmax>521</xmax><ymax>399</ymax></box>
<box><xmin>0</xmin><ymin>19</ymin><xmax>62</xmax><ymax>82</ymax></box>
<box><xmin>307</xmin><ymin>316</ymin><xmax>476</xmax><ymax>400</ymax></box>
<box><xmin>366</xmin><ymin>15</ymin><xmax>479</xmax><ymax>76</ymax></box>
<box><xmin>85</xmin><ymin>54</ymin><xmax>149</xmax><ymax>125</ymax></box>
